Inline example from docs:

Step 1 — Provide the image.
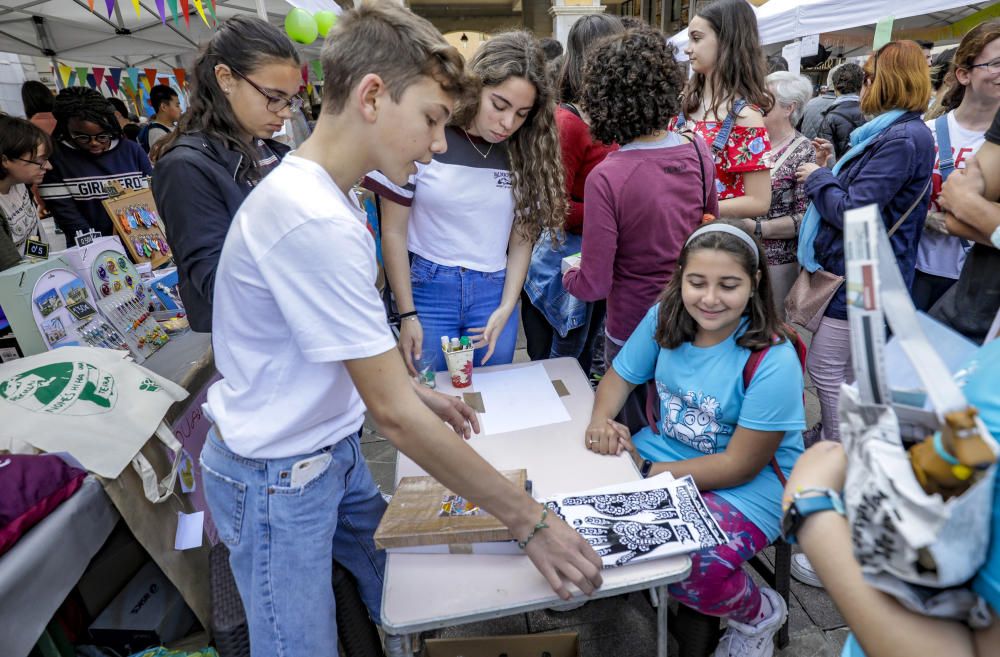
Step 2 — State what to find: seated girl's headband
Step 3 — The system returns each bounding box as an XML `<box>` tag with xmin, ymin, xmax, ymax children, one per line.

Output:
<box><xmin>684</xmin><ymin>223</ymin><xmax>759</xmax><ymax>267</ymax></box>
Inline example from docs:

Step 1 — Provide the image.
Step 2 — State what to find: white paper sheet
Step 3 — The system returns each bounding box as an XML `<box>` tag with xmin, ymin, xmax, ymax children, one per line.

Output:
<box><xmin>472</xmin><ymin>364</ymin><xmax>571</xmax><ymax>435</ymax></box>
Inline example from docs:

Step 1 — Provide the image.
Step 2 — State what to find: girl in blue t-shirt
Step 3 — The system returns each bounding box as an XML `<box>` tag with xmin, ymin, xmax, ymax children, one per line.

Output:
<box><xmin>586</xmin><ymin>221</ymin><xmax>805</xmax><ymax>657</ymax></box>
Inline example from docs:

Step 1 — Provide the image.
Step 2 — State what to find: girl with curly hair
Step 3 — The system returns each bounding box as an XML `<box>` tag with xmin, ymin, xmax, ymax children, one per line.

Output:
<box><xmin>522</xmin><ymin>14</ymin><xmax>624</xmax><ymax>377</ymax></box>
<box><xmin>585</xmin><ymin>222</ymin><xmax>804</xmax><ymax>657</ymax></box>
<box><xmin>677</xmin><ymin>0</ymin><xmax>774</xmax><ymax>219</ymax></box>
<box><xmin>38</xmin><ymin>87</ymin><xmax>152</xmax><ymax>247</ymax></box>
<box><xmin>152</xmin><ymin>16</ymin><xmax>301</xmax><ymax>331</ymax></box>
<box><xmin>368</xmin><ymin>31</ymin><xmax>566</xmax><ymax>373</ymax></box>
<box><xmin>563</xmin><ymin>28</ymin><xmax>718</xmax><ymax>433</ymax></box>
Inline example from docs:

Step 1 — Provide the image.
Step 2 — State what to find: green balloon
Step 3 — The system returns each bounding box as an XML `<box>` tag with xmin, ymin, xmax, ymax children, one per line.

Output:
<box><xmin>285</xmin><ymin>8</ymin><xmax>318</xmax><ymax>45</ymax></box>
<box><xmin>314</xmin><ymin>10</ymin><xmax>337</xmax><ymax>37</ymax></box>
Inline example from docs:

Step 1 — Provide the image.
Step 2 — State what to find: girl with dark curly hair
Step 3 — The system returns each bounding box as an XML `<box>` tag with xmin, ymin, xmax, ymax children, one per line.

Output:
<box><xmin>368</xmin><ymin>31</ymin><xmax>567</xmax><ymax>373</ymax></box>
<box><xmin>563</xmin><ymin>28</ymin><xmax>718</xmax><ymax>434</ymax></box>
<box><xmin>38</xmin><ymin>87</ymin><xmax>152</xmax><ymax>247</ymax></box>
<box><xmin>677</xmin><ymin>0</ymin><xmax>774</xmax><ymax>219</ymax></box>
<box><xmin>151</xmin><ymin>16</ymin><xmax>301</xmax><ymax>331</ymax></box>
<box><xmin>521</xmin><ymin>14</ymin><xmax>624</xmax><ymax>377</ymax></box>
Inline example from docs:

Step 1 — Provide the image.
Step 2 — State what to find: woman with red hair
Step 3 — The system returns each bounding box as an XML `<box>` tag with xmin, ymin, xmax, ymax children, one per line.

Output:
<box><xmin>791</xmin><ymin>41</ymin><xmax>934</xmax><ymax>586</ymax></box>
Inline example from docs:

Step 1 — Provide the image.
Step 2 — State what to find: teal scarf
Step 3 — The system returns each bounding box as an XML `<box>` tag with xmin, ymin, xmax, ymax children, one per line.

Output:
<box><xmin>797</xmin><ymin>109</ymin><xmax>905</xmax><ymax>272</ymax></box>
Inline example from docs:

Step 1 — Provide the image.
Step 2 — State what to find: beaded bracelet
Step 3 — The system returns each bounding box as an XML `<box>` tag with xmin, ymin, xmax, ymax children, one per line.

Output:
<box><xmin>517</xmin><ymin>507</ymin><xmax>549</xmax><ymax>549</ymax></box>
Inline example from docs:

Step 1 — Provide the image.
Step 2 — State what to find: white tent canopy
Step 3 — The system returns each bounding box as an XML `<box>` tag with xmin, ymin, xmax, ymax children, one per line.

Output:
<box><xmin>0</xmin><ymin>0</ymin><xmax>330</xmax><ymax>67</ymax></box>
<box><xmin>669</xmin><ymin>0</ymin><xmax>992</xmax><ymax>57</ymax></box>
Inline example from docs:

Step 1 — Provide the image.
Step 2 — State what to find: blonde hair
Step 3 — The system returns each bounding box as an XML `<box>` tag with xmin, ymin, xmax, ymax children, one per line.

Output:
<box><xmin>451</xmin><ymin>31</ymin><xmax>567</xmax><ymax>241</ymax></box>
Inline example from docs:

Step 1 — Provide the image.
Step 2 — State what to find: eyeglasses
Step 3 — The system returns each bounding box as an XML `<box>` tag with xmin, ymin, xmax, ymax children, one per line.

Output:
<box><xmin>969</xmin><ymin>58</ymin><xmax>1000</xmax><ymax>73</ymax></box>
<box><xmin>229</xmin><ymin>67</ymin><xmax>303</xmax><ymax>114</ymax></box>
<box><xmin>11</xmin><ymin>156</ymin><xmax>49</xmax><ymax>168</ymax></box>
<box><xmin>69</xmin><ymin>132</ymin><xmax>113</xmax><ymax>146</ymax></box>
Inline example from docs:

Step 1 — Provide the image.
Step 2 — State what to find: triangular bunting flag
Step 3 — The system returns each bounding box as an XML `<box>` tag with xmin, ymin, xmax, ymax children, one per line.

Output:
<box><xmin>104</xmin><ymin>0</ymin><xmax>115</xmax><ymax>18</ymax></box>
<box><xmin>76</xmin><ymin>67</ymin><xmax>89</xmax><ymax>86</ymax></box>
<box><xmin>87</xmin><ymin>0</ymin><xmax>94</xmax><ymax>10</ymax></box>
<box><xmin>109</xmin><ymin>67</ymin><xmax>123</xmax><ymax>92</ymax></box>
<box><xmin>92</xmin><ymin>67</ymin><xmax>105</xmax><ymax>90</ymax></box>
<box><xmin>180</xmin><ymin>0</ymin><xmax>189</xmax><ymax>27</ymax></box>
<box><xmin>68</xmin><ymin>71</ymin><xmax>78</xmax><ymax>87</ymax></box>
<box><xmin>131</xmin><ymin>0</ymin><xmax>141</xmax><ymax>17</ymax></box>
<box><xmin>310</xmin><ymin>60</ymin><xmax>323</xmax><ymax>82</ymax></box>
<box><xmin>57</xmin><ymin>63</ymin><xmax>73</xmax><ymax>89</ymax></box>
<box><xmin>127</xmin><ymin>67</ymin><xmax>140</xmax><ymax>90</ymax></box>
<box><xmin>306</xmin><ymin>82</ymin><xmax>314</xmax><ymax>96</ymax></box>
<box><xmin>154</xmin><ymin>0</ymin><xmax>166</xmax><ymax>23</ymax></box>
<box><xmin>157</xmin><ymin>76</ymin><xmax>170</xmax><ymax>86</ymax></box>
<box><xmin>172</xmin><ymin>68</ymin><xmax>186</xmax><ymax>88</ymax></box>
<box><xmin>207</xmin><ymin>0</ymin><xmax>216</xmax><ymax>23</ymax></box>
<box><xmin>301</xmin><ymin>65</ymin><xmax>309</xmax><ymax>85</ymax></box>
<box><xmin>86</xmin><ymin>73</ymin><xmax>97</xmax><ymax>90</ymax></box>
<box><xmin>143</xmin><ymin>68</ymin><xmax>158</xmax><ymax>91</ymax></box>
<box><xmin>191</xmin><ymin>0</ymin><xmax>209</xmax><ymax>26</ymax></box>
<box><xmin>106</xmin><ymin>77</ymin><xmax>119</xmax><ymax>95</ymax></box>
<box><xmin>166</xmin><ymin>0</ymin><xmax>179</xmax><ymax>25</ymax></box>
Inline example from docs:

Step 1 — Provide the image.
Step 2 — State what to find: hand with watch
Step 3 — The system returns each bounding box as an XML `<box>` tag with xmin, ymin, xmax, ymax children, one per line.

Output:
<box><xmin>781</xmin><ymin>442</ymin><xmax>849</xmax><ymax>544</ymax></box>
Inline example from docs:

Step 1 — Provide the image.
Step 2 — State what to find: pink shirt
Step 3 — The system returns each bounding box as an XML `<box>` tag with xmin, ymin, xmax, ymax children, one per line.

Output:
<box><xmin>563</xmin><ymin>135</ymin><xmax>719</xmax><ymax>342</ymax></box>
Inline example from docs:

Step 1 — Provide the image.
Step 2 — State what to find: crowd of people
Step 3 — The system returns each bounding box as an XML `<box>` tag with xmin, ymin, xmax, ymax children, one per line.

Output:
<box><xmin>0</xmin><ymin>0</ymin><xmax>998</xmax><ymax>656</ymax></box>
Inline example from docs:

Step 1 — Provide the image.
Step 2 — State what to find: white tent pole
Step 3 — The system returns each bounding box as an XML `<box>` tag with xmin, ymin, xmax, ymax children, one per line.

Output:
<box><xmin>255</xmin><ymin>0</ymin><xmax>267</xmax><ymax>21</ymax></box>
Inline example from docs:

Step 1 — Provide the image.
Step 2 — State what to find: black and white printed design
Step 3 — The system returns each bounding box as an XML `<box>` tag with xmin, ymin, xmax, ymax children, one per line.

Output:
<box><xmin>544</xmin><ymin>474</ymin><xmax>727</xmax><ymax>569</ymax></box>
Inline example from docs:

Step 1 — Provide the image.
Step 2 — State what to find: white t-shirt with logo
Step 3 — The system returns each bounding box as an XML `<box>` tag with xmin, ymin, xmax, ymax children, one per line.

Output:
<box><xmin>205</xmin><ymin>155</ymin><xmax>396</xmax><ymax>459</ymax></box>
<box><xmin>364</xmin><ymin>126</ymin><xmax>515</xmax><ymax>272</ymax></box>
<box><xmin>916</xmin><ymin>112</ymin><xmax>983</xmax><ymax>279</ymax></box>
<box><xmin>0</xmin><ymin>183</ymin><xmax>39</xmax><ymax>253</ymax></box>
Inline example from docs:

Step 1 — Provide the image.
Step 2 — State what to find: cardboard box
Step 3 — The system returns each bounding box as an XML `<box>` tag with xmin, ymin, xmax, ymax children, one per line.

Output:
<box><xmin>77</xmin><ymin>522</ymin><xmax>150</xmax><ymax>618</ymax></box>
<box><xmin>88</xmin><ymin>561</ymin><xmax>197</xmax><ymax>654</ymax></box>
<box><xmin>424</xmin><ymin>632</ymin><xmax>580</xmax><ymax>657</ymax></box>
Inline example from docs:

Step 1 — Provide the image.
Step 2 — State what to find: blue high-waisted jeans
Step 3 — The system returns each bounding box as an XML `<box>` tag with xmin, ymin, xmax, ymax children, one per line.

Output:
<box><xmin>411</xmin><ymin>253</ymin><xmax>519</xmax><ymax>372</ymax></box>
<box><xmin>200</xmin><ymin>428</ymin><xmax>387</xmax><ymax>657</ymax></box>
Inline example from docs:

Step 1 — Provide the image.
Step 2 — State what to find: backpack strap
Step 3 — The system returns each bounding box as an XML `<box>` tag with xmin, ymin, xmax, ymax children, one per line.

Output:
<box><xmin>710</xmin><ymin>98</ymin><xmax>748</xmax><ymax>154</ymax></box>
<box><xmin>561</xmin><ymin>102</ymin><xmax>582</xmax><ymax>119</ymax></box>
<box><xmin>935</xmin><ymin>114</ymin><xmax>955</xmax><ymax>182</ymax></box>
<box><xmin>742</xmin><ymin>328</ymin><xmax>809</xmax><ymax>487</ymax></box>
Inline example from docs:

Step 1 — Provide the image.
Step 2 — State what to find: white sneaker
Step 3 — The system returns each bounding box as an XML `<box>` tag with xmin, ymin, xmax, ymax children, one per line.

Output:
<box><xmin>713</xmin><ymin>587</ymin><xmax>787</xmax><ymax>657</ymax></box>
<box><xmin>791</xmin><ymin>553</ymin><xmax>824</xmax><ymax>588</ymax></box>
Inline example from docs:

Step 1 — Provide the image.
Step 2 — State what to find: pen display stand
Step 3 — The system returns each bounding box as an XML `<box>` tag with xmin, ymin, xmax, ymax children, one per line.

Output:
<box><xmin>96</xmin><ymin>291</ymin><xmax>170</xmax><ymax>363</ymax></box>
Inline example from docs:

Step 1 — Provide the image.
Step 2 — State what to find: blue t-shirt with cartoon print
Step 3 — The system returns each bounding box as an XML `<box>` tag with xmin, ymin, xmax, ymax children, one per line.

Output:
<box><xmin>613</xmin><ymin>306</ymin><xmax>806</xmax><ymax>541</ymax></box>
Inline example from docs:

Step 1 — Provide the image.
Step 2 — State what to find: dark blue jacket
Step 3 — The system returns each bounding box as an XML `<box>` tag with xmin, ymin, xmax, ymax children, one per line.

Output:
<box><xmin>804</xmin><ymin>111</ymin><xmax>934</xmax><ymax>320</ymax></box>
<box><xmin>152</xmin><ymin>132</ymin><xmax>288</xmax><ymax>332</ymax></box>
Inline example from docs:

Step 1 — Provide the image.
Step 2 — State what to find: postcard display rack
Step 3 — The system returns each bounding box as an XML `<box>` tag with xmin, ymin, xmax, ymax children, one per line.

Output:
<box><xmin>102</xmin><ymin>186</ymin><xmax>172</xmax><ymax>269</ymax></box>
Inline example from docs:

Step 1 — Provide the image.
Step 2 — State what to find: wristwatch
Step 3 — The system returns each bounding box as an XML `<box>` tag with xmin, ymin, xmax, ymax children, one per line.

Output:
<box><xmin>754</xmin><ymin>219</ymin><xmax>763</xmax><ymax>239</ymax></box>
<box><xmin>781</xmin><ymin>487</ymin><xmax>845</xmax><ymax>544</ymax></box>
<box><xmin>640</xmin><ymin>459</ymin><xmax>653</xmax><ymax>478</ymax></box>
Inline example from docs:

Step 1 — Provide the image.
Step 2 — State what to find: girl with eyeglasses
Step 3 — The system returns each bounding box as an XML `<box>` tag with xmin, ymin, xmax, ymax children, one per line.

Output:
<box><xmin>153</xmin><ymin>15</ymin><xmax>301</xmax><ymax>332</ymax></box>
<box><xmin>913</xmin><ymin>21</ymin><xmax>1000</xmax><ymax>313</ymax></box>
<box><xmin>39</xmin><ymin>87</ymin><xmax>152</xmax><ymax>248</ymax></box>
<box><xmin>0</xmin><ymin>115</ymin><xmax>52</xmax><ymax>271</ymax></box>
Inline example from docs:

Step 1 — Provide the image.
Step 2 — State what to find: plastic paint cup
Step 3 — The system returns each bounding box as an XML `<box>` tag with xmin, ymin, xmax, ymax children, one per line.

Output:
<box><xmin>443</xmin><ymin>347</ymin><xmax>474</xmax><ymax>388</ymax></box>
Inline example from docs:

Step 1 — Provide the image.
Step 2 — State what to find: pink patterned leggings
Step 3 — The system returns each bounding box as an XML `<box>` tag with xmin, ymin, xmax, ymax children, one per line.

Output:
<box><xmin>668</xmin><ymin>492</ymin><xmax>770</xmax><ymax>624</ymax></box>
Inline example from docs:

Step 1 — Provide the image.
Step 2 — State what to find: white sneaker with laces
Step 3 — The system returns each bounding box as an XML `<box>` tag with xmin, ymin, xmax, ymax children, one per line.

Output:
<box><xmin>791</xmin><ymin>553</ymin><xmax>824</xmax><ymax>588</ymax></box>
<box><xmin>713</xmin><ymin>587</ymin><xmax>788</xmax><ymax>657</ymax></box>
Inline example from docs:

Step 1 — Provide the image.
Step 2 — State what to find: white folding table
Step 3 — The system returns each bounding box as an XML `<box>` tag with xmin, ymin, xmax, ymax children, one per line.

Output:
<box><xmin>381</xmin><ymin>357</ymin><xmax>692</xmax><ymax>656</ymax></box>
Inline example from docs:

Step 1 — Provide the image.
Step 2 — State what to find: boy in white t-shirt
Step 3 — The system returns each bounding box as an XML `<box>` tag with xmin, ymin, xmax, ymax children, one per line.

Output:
<box><xmin>200</xmin><ymin>5</ymin><xmax>602</xmax><ymax>655</ymax></box>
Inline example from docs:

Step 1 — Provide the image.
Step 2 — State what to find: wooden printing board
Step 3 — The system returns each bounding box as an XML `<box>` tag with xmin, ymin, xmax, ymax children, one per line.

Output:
<box><xmin>374</xmin><ymin>469</ymin><xmax>527</xmax><ymax>549</ymax></box>
<box><xmin>102</xmin><ymin>185</ymin><xmax>172</xmax><ymax>269</ymax></box>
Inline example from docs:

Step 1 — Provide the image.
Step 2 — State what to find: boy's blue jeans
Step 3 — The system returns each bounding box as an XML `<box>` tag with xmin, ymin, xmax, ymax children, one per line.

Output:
<box><xmin>411</xmin><ymin>254</ymin><xmax>519</xmax><ymax>372</ymax></box>
<box><xmin>200</xmin><ymin>427</ymin><xmax>386</xmax><ymax>657</ymax></box>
